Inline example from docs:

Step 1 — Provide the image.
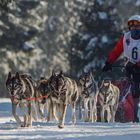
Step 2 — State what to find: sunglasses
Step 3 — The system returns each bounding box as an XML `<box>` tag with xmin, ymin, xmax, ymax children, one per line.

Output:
<box><xmin>128</xmin><ymin>20</ymin><xmax>140</xmax><ymax>27</ymax></box>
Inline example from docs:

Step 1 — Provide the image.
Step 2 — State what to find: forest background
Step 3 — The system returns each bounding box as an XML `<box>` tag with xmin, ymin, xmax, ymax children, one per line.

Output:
<box><xmin>0</xmin><ymin>0</ymin><xmax>140</xmax><ymax>97</ymax></box>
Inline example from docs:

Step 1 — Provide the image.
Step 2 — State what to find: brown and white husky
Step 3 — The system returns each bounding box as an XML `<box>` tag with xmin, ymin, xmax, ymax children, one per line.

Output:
<box><xmin>98</xmin><ymin>80</ymin><xmax>120</xmax><ymax>122</ymax></box>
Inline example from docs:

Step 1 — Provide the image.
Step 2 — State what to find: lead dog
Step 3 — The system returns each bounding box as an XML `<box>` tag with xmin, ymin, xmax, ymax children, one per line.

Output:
<box><xmin>48</xmin><ymin>71</ymin><xmax>79</xmax><ymax>128</ymax></box>
<box><xmin>98</xmin><ymin>80</ymin><xmax>120</xmax><ymax>122</ymax></box>
<box><xmin>6</xmin><ymin>72</ymin><xmax>37</xmax><ymax>127</ymax></box>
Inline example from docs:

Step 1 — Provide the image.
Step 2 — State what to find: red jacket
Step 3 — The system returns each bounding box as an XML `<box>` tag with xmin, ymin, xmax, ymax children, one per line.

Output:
<box><xmin>107</xmin><ymin>35</ymin><xmax>124</xmax><ymax>64</ymax></box>
<box><xmin>107</xmin><ymin>35</ymin><xmax>140</xmax><ymax>66</ymax></box>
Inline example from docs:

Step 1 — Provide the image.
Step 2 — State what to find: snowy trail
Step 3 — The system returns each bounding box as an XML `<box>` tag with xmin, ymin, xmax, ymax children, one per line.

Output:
<box><xmin>0</xmin><ymin>98</ymin><xmax>140</xmax><ymax>140</ymax></box>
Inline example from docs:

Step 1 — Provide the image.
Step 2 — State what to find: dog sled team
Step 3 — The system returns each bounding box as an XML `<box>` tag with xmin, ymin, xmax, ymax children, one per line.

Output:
<box><xmin>6</xmin><ymin>68</ymin><xmax>126</xmax><ymax>129</ymax></box>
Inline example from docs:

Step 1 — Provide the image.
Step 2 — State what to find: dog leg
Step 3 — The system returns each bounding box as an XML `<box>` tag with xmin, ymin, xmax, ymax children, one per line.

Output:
<box><xmin>92</xmin><ymin>100</ymin><xmax>97</xmax><ymax>122</ymax></box>
<box><xmin>12</xmin><ymin>103</ymin><xmax>22</xmax><ymax>127</ymax></box>
<box><xmin>89</xmin><ymin>99</ymin><xmax>93</xmax><ymax>122</ymax></box>
<box><xmin>58</xmin><ymin>103</ymin><xmax>67</xmax><ymax>128</ymax></box>
<box><xmin>110</xmin><ymin>105</ymin><xmax>117</xmax><ymax>122</ymax></box>
<box><xmin>70</xmin><ymin>102</ymin><xmax>76</xmax><ymax>125</ymax></box>
<box><xmin>109</xmin><ymin>106</ymin><xmax>113</xmax><ymax>122</ymax></box>
<box><xmin>113</xmin><ymin>103</ymin><xmax>119</xmax><ymax>122</ymax></box>
<box><xmin>101</xmin><ymin>107</ymin><xmax>105</xmax><ymax>122</ymax></box>
<box><xmin>46</xmin><ymin>99</ymin><xmax>51</xmax><ymax>122</ymax></box>
<box><xmin>106</xmin><ymin>107</ymin><xmax>111</xmax><ymax>122</ymax></box>
<box><xmin>31</xmin><ymin>101</ymin><xmax>38</xmax><ymax>121</ymax></box>
<box><xmin>26</xmin><ymin>102</ymin><xmax>32</xmax><ymax>127</ymax></box>
<box><xmin>52</xmin><ymin>102</ymin><xmax>58</xmax><ymax>122</ymax></box>
<box><xmin>84</xmin><ymin>100</ymin><xmax>89</xmax><ymax>122</ymax></box>
<box><xmin>19</xmin><ymin>102</ymin><xmax>27</xmax><ymax>127</ymax></box>
<box><xmin>78</xmin><ymin>97</ymin><xmax>83</xmax><ymax>120</ymax></box>
<box><xmin>38</xmin><ymin>101</ymin><xmax>45</xmax><ymax>121</ymax></box>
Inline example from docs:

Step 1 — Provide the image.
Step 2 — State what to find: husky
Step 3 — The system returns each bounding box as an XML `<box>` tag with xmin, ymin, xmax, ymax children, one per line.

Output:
<box><xmin>48</xmin><ymin>70</ymin><xmax>79</xmax><ymax>128</ymax></box>
<box><xmin>6</xmin><ymin>72</ymin><xmax>37</xmax><ymax>127</ymax></box>
<box><xmin>36</xmin><ymin>77</ymin><xmax>58</xmax><ymax>122</ymax></box>
<box><xmin>98</xmin><ymin>80</ymin><xmax>120</xmax><ymax>122</ymax></box>
<box><xmin>79</xmin><ymin>69</ymin><xmax>98</xmax><ymax>122</ymax></box>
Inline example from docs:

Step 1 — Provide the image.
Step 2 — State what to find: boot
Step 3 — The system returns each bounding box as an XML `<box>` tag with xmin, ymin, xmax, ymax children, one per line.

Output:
<box><xmin>133</xmin><ymin>98</ymin><xmax>139</xmax><ymax>123</ymax></box>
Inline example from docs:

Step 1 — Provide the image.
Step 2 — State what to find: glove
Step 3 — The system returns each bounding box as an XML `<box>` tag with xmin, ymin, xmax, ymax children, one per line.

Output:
<box><xmin>102</xmin><ymin>62</ymin><xmax>112</xmax><ymax>72</ymax></box>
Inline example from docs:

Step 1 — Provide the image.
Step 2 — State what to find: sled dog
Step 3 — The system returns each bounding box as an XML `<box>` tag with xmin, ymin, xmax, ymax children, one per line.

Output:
<box><xmin>6</xmin><ymin>72</ymin><xmax>37</xmax><ymax>127</ymax></box>
<box><xmin>36</xmin><ymin>77</ymin><xmax>58</xmax><ymax>122</ymax></box>
<box><xmin>79</xmin><ymin>69</ymin><xmax>98</xmax><ymax>122</ymax></box>
<box><xmin>98</xmin><ymin>80</ymin><xmax>120</xmax><ymax>122</ymax></box>
<box><xmin>48</xmin><ymin>70</ymin><xmax>79</xmax><ymax>128</ymax></box>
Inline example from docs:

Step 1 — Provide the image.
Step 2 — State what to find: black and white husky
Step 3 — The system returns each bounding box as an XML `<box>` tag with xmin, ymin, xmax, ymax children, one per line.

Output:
<box><xmin>47</xmin><ymin>70</ymin><xmax>80</xmax><ymax>128</ymax></box>
<box><xmin>6</xmin><ymin>72</ymin><xmax>37</xmax><ymax>127</ymax></box>
<box><xmin>79</xmin><ymin>69</ymin><xmax>98</xmax><ymax>122</ymax></box>
<box><xmin>36</xmin><ymin>77</ymin><xmax>58</xmax><ymax>122</ymax></box>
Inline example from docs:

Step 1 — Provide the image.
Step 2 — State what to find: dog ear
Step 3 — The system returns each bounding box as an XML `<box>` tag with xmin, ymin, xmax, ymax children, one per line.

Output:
<box><xmin>52</xmin><ymin>70</ymin><xmax>56</xmax><ymax>76</ymax></box>
<box><xmin>7</xmin><ymin>72</ymin><xmax>12</xmax><ymax>80</ymax></box>
<box><xmin>98</xmin><ymin>80</ymin><xmax>103</xmax><ymax>88</ymax></box>
<box><xmin>82</xmin><ymin>69</ymin><xmax>85</xmax><ymax>75</ymax></box>
<box><xmin>89</xmin><ymin>68</ymin><xmax>94</xmax><ymax>79</ymax></box>
<box><xmin>59</xmin><ymin>70</ymin><xmax>63</xmax><ymax>76</ymax></box>
<box><xmin>101</xmin><ymin>80</ymin><xmax>105</xmax><ymax>87</ymax></box>
<box><xmin>15</xmin><ymin>72</ymin><xmax>20</xmax><ymax>79</ymax></box>
<box><xmin>40</xmin><ymin>77</ymin><xmax>46</xmax><ymax>80</ymax></box>
<box><xmin>108</xmin><ymin>81</ymin><xmax>111</xmax><ymax>87</ymax></box>
<box><xmin>103</xmin><ymin>80</ymin><xmax>111</xmax><ymax>87</ymax></box>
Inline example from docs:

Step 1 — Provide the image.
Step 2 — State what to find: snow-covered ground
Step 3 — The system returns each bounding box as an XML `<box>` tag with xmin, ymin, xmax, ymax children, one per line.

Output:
<box><xmin>0</xmin><ymin>98</ymin><xmax>140</xmax><ymax>140</ymax></box>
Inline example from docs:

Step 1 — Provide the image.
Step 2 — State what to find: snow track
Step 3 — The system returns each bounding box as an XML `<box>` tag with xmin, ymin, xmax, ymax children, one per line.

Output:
<box><xmin>0</xmin><ymin>98</ymin><xmax>140</xmax><ymax>140</ymax></box>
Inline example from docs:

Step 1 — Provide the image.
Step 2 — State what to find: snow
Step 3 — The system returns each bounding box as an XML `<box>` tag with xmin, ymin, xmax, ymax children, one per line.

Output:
<box><xmin>81</xmin><ymin>34</ymin><xmax>91</xmax><ymax>41</ymax></box>
<box><xmin>86</xmin><ymin>37</ymin><xmax>98</xmax><ymax>50</ymax></box>
<box><xmin>98</xmin><ymin>12</ymin><xmax>107</xmax><ymax>20</ymax></box>
<box><xmin>97</xmin><ymin>0</ymin><xmax>104</xmax><ymax>5</ymax></box>
<box><xmin>48</xmin><ymin>16</ymin><xmax>56</xmax><ymax>31</ymax></box>
<box><xmin>0</xmin><ymin>98</ymin><xmax>140</xmax><ymax>140</ymax></box>
<box><xmin>136</xmin><ymin>0</ymin><xmax>140</xmax><ymax>6</ymax></box>
<box><xmin>123</xmin><ymin>0</ymin><xmax>131</xmax><ymax>4</ymax></box>
<box><xmin>101</xmin><ymin>35</ymin><xmax>108</xmax><ymax>43</ymax></box>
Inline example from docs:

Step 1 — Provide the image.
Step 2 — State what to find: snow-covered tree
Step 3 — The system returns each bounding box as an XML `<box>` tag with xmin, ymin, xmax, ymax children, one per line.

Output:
<box><xmin>0</xmin><ymin>0</ymin><xmax>140</xmax><ymax>97</ymax></box>
<box><xmin>69</xmin><ymin>0</ymin><xmax>122</xmax><ymax>80</ymax></box>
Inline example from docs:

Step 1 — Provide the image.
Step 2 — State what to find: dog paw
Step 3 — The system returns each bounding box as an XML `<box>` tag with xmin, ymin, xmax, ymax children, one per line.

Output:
<box><xmin>46</xmin><ymin>118</ymin><xmax>50</xmax><ymax>123</ymax></box>
<box><xmin>26</xmin><ymin>124</ymin><xmax>32</xmax><ymax>127</ymax></box>
<box><xmin>84</xmin><ymin>119</ymin><xmax>89</xmax><ymax>122</ymax></box>
<box><xmin>33</xmin><ymin>117</ymin><xmax>38</xmax><ymax>122</ymax></box>
<box><xmin>17</xmin><ymin>122</ymin><xmax>24</xmax><ymax>127</ymax></box>
<box><xmin>41</xmin><ymin>118</ymin><xmax>46</xmax><ymax>122</ymax></box>
<box><xmin>69</xmin><ymin>120</ymin><xmax>75</xmax><ymax>125</ymax></box>
<box><xmin>58</xmin><ymin>124</ymin><xmax>64</xmax><ymax>129</ymax></box>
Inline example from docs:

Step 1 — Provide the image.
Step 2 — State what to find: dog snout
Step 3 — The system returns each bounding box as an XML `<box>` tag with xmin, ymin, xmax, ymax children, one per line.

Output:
<box><xmin>10</xmin><ymin>90</ymin><xmax>17</xmax><ymax>96</ymax></box>
<box><xmin>104</xmin><ymin>95</ymin><xmax>108</xmax><ymax>104</ymax></box>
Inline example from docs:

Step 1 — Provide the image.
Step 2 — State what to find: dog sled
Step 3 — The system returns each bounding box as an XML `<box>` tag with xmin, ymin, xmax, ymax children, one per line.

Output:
<box><xmin>113</xmin><ymin>78</ymin><xmax>134</xmax><ymax>123</ymax></box>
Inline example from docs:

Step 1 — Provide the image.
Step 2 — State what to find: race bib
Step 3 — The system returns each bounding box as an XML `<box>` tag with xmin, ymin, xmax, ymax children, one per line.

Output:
<box><xmin>123</xmin><ymin>32</ymin><xmax>140</xmax><ymax>63</ymax></box>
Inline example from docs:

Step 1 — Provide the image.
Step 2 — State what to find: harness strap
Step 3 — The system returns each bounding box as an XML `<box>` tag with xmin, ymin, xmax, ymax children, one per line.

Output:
<box><xmin>25</xmin><ymin>95</ymin><xmax>48</xmax><ymax>101</ymax></box>
<box><xmin>11</xmin><ymin>95</ymin><xmax>48</xmax><ymax>101</ymax></box>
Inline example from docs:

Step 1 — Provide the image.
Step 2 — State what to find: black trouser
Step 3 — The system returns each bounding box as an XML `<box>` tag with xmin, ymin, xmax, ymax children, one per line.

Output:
<box><xmin>126</xmin><ymin>62</ymin><xmax>140</xmax><ymax>98</ymax></box>
<box><xmin>125</xmin><ymin>62</ymin><xmax>140</xmax><ymax>122</ymax></box>
<box><xmin>132</xmin><ymin>75</ymin><xmax>140</xmax><ymax>98</ymax></box>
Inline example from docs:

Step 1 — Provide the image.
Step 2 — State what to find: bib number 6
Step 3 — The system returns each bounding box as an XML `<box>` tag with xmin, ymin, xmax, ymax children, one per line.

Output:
<box><xmin>132</xmin><ymin>47</ymin><xmax>138</xmax><ymax>60</ymax></box>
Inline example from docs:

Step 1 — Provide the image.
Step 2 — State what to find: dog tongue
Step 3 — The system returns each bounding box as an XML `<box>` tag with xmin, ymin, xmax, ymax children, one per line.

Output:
<box><xmin>11</xmin><ymin>96</ymin><xmax>19</xmax><ymax>103</ymax></box>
